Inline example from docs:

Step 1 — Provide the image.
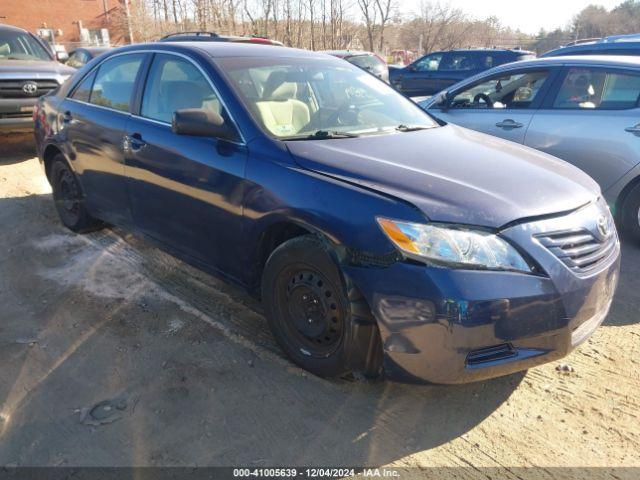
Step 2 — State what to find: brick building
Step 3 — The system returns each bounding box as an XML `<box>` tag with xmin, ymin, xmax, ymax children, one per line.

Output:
<box><xmin>0</xmin><ymin>0</ymin><xmax>129</xmax><ymax>47</ymax></box>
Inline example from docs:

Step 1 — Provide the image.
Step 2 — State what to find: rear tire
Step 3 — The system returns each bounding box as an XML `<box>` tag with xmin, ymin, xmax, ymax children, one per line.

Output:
<box><xmin>51</xmin><ymin>155</ymin><xmax>103</xmax><ymax>233</ymax></box>
<box><xmin>262</xmin><ymin>235</ymin><xmax>382</xmax><ymax>378</ymax></box>
<box><xmin>621</xmin><ymin>183</ymin><xmax>640</xmax><ymax>243</ymax></box>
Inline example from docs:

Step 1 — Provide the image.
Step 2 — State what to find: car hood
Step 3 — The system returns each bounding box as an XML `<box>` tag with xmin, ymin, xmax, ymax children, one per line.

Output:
<box><xmin>0</xmin><ymin>59</ymin><xmax>75</xmax><ymax>78</ymax></box>
<box><xmin>286</xmin><ymin>125</ymin><xmax>600</xmax><ymax>228</ymax></box>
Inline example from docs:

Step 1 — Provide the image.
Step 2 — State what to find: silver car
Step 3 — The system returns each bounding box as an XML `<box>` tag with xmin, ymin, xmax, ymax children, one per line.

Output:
<box><xmin>421</xmin><ymin>55</ymin><xmax>640</xmax><ymax>241</ymax></box>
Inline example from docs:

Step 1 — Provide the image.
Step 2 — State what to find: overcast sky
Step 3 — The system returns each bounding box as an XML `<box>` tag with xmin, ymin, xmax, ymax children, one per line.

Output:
<box><xmin>404</xmin><ymin>0</ymin><xmax>622</xmax><ymax>34</ymax></box>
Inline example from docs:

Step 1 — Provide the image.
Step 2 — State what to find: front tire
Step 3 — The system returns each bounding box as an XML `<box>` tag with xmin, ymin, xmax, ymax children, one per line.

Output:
<box><xmin>51</xmin><ymin>155</ymin><xmax>103</xmax><ymax>233</ymax></box>
<box><xmin>621</xmin><ymin>183</ymin><xmax>640</xmax><ymax>242</ymax></box>
<box><xmin>262</xmin><ymin>235</ymin><xmax>381</xmax><ymax>378</ymax></box>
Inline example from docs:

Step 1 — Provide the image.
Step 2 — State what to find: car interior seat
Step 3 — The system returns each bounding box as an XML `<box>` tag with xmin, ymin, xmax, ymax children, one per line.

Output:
<box><xmin>255</xmin><ymin>71</ymin><xmax>310</xmax><ymax>136</ymax></box>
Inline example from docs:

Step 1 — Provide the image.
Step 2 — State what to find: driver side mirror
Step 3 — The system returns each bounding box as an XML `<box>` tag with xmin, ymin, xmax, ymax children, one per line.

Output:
<box><xmin>56</xmin><ymin>51</ymin><xmax>69</xmax><ymax>63</ymax></box>
<box><xmin>172</xmin><ymin>109</ymin><xmax>236</xmax><ymax>141</ymax></box>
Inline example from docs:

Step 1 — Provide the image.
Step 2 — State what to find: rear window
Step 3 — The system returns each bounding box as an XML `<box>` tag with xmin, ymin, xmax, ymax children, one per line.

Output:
<box><xmin>347</xmin><ymin>54</ymin><xmax>384</xmax><ymax>72</ymax></box>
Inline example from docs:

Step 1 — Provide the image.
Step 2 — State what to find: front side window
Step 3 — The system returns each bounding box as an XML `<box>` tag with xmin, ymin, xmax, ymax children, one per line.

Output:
<box><xmin>141</xmin><ymin>54</ymin><xmax>224</xmax><ymax>124</ymax></box>
<box><xmin>553</xmin><ymin>68</ymin><xmax>640</xmax><ymax>110</ymax></box>
<box><xmin>439</xmin><ymin>53</ymin><xmax>478</xmax><ymax>72</ymax></box>
<box><xmin>217</xmin><ymin>56</ymin><xmax>437</xmax><ymax>139</ymax></box>
<box><xmin>0</xmin><ymin>30</ymin><xmax>51</xmax><ymax>61</ymax></box>
<box><xmin>413</xmin><ymin>53</ymin><xmax>443</xmax><ymax>72</ymax></box>
<box><xmin>448</xmin><ymin>70</ymin><xmax>550</xmax><ymax>109</ymax></box>
<box><xmin>89</xmin><ymin>54</ymin><xmax>144</xmax><ymax>112</ymax></box>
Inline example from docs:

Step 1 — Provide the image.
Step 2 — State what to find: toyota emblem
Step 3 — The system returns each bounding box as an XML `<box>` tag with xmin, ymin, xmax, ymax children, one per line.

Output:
<box><xmin>22</xmin><ymin>81</ymin><xmax>38</xmax><ymax>95</ymax></box>
<box><xmin>596</xmin><ymin>215</ymin><xmax>610</xmax><ymax>238</ymax></box>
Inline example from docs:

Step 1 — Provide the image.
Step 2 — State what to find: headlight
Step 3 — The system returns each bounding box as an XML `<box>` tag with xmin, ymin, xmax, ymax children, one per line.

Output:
<box><xmin>377</xmin><ymin>218</ymin><xmax>532</xmax><ymax>273</ymax></box>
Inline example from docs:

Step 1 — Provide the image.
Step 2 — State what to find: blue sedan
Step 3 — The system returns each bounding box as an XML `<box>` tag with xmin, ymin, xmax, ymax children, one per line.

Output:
<box><xmin>34</xmin><ymin>42</ymin><xmax>619</xmax><ymax>384</ymax></box>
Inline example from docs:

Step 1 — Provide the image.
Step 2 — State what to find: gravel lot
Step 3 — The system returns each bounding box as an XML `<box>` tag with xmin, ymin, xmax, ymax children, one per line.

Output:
<box><xmin>0</xmin><ymin>134</ymin><xmax>639</xmax><ymax>476</ymax></box>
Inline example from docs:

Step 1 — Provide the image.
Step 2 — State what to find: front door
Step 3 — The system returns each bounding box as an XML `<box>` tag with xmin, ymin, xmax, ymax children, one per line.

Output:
<box><xmin>526</xmin><ymin>66</ymin><xmax>640</xmax><ymax>192</ymax></box>
<box><xmin>124</xmin><ymin>53</ymin><xmax>248</xmax><ymax>279</ymax></box>
<box><xmin>431</xmin><ymin>67</ymin><xmax>556</xmax><ymax>144</ymax></box>
<box><xmin>401</xmin><ymin>53</ymin><xmax>443</xmax><ymax>96</ymax></box>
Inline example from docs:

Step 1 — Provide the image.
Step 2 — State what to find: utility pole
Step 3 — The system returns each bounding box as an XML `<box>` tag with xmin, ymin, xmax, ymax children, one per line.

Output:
<box><xmin>124</xmin><ymin>0</ymin><xmax>135</xmax><ymax>43</ymax></box>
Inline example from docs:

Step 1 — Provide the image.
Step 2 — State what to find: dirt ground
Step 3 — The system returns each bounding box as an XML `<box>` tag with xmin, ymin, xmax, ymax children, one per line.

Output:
<box><xmin>0</xmin><ymin>134</ymin><xmax>639</xmax><ymax>476</ymax></box>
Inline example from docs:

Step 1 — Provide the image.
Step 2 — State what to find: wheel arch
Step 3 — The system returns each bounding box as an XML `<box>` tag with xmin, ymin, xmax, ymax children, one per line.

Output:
<box><xmin>614</xmin><ymin>174</ymin><xmax>640</xmax><ymax>223</ymax></box>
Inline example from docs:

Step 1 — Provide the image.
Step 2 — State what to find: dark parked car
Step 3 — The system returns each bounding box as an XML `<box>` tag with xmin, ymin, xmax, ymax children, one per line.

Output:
<box><xmin>66</xmin><ymin>47</ymin><xmax>111</xmax><ymax>68</ymax></box>
<box><xmin>159</xmin><ymin>31</ymin><xmax>283</xmax><ymax>46</ymax></box>
<box><xmin>390</xmin><ymin>48</ymin><xmax>535</xmax><ymax>97</ymax></box>
<box><xmin>420</xmin><ymin>55</ymin><xmax>640</xmax><ymax>241</ymax></box>
<box><xmin>34</xmin><ymin>42</ymin><xmax>619</xmax><ymax>384</ymax></box>
<box><xmin>542</xmin><ymin>34</ymin><xmax>640</xmax><ymax>57</ymax></box>
<box><xmin>323</xmin><ymin>50</ymin><xmax>389</xmax><ymax>82</ymax></box>
<box><xmin>0</xmin><ymin>23</ymin><xmax>74</xmax><ymax>133</ymax></box>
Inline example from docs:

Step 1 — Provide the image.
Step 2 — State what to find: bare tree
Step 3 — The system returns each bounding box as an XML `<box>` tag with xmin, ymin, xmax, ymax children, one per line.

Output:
<box><xmin>357</xmin><ymin>0</ymin><xmax>377</xmax><ymax>51</ymax></box>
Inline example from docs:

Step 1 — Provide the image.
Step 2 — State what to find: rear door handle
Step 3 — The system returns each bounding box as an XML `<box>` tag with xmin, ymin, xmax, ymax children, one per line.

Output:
<box><xmin>625</xmin><ymin>124</ymin><xmax>640</xmax><ymax>134</ymax></box>
<box><xmin>495</xmin><ymin>119</ymin><xmax>524</xmax><ymax>129</ymax></box>
<box><xmin>61</xmin><ymin>111</ymin><xmax>72</xmax><ymax>124</ymax></box>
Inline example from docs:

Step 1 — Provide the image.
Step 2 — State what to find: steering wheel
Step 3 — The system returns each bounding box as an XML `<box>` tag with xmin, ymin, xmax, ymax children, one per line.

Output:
<box><xmin>326</xmin><ymin>102</ymin><xmax>360</xmax><ymax>126</ymax></box>
<box><xmin>472</xmin><ymin>93</ymin><xmax>493</xmax><ymax>108</ymax></box>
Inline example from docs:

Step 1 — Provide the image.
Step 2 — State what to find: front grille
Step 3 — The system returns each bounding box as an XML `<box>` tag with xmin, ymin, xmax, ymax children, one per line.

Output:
<box><xmin>0</xmin><ymin>79</ymin><xmax>59</xmax><ymax>98</ymax></box>
<box><xmin>536</xmin><ymin>228</ymin><xmax>617</xmax><ymax>274</ymax></box>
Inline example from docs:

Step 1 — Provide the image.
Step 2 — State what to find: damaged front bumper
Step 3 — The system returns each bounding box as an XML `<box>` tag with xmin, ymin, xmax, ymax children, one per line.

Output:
<box><xmin>344</xmin><ymin>202</ymin><xmax>620</xmax><ymax>384</ymax></box>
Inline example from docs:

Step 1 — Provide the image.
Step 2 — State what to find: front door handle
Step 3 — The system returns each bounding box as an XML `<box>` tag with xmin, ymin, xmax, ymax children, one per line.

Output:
<box><xmin>124</xmin><ymin>133</ymin><xmax>147</xmax><ymax>152</ymax></box>
<box><xmin>495</xmin><ymin>119</ymin><xmax>524</xmax><ymax>129</ymax></box>
<box><xmin>625</xmin><ymin>124</ymin><xmax>640</xmax><ymax>134</ymax></box>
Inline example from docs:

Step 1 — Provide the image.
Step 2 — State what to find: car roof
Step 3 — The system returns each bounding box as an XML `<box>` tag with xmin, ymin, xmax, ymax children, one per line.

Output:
<box><xmin>323</xmin><ymin>50</ymin><xmax>374</xmax><ymax>57</ymax></box>
<box><xmin>118</xmin><ymin>41</ymin><xmax>327</xmax><ymax>59</ymax></box>
<box><xmin>493</xmin><ymin>54</ymin><xmax>640</xmax><ymax>69</ymax></box>
<box><xmin>75</xmin><ymin>47</ymin><xmax>110</xmax><ymax>53</ymax></box>
<box><xmin>432</xmin><ymin>48</ymin><xmax>534</xmax><ymax>54</ymax></box>
<box><xmin>543</xmin><ymin>42</ymin><xmax>640</xmax><ymax>56</ymax></box>
<box><xmin>0</xmin><ymin>23</ymin><xmax>29</xmax><ymax>34</ymax></box>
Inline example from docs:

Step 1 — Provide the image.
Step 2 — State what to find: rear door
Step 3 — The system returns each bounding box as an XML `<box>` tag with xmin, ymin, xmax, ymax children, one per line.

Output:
<box><xmin>526</xmin><ymin>66</ymin><xmax>640</xmax><ymax>192</ymax></box>
<box><xmin>62</xmin><ymin>52</ymin><xmax>147</xmax><ymax>225</ymax></box>
<box><xmin>431</xmin><ymin>66</ymin><xmax>558</xmax><ymax>144</ymax></box>
<box><xmin>124</xmin><ymin>52</ymin><xmax>248</xmax><ymax>278</ymax></box>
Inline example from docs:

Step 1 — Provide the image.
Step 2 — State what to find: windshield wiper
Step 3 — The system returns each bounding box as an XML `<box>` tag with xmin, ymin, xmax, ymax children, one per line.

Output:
<box><xmin>283</xmin><ymin>130</ymin><xmax>361</xmax><ymax>141</ymax></box>
<box><xmin>395</xmin><ymin>124</ymin><xmax>433</xmax><ymax>132</ymax></box>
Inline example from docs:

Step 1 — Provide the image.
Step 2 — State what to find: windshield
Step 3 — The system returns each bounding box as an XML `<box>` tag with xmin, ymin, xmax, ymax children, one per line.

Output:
<box><xmin>216</xmin><ymin>56</ymin><xmax>437</xmax><ymax>139</ymax></box>
<box><xmin>0</xmin><ymin>29</ymin><xmax>51</xmax><ymax>61</ymax></box>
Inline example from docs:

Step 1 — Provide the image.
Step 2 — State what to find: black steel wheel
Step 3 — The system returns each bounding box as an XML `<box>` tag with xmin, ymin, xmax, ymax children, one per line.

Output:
<box><xmin>262</xmin><ymin>234</ymin><xmax>382</xmax><ymax>378</ymax></box>
<box><xmin>280</xmin><ymin>267</ymin><xmax>345</xmax><ymax>358</ymax></box>
<box><xmin>51</xmin><ymin>155</ymin><xmax>103</xmax><ymax>233</ymax></box>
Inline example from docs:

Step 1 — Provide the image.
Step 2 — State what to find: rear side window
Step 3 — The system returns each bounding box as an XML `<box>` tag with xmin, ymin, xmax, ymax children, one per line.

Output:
<box><xmin>439</xmin><ymin>53</ymin><xmax>478</xmax><ymax>72</ymax></box>
<box><xmin>553</xmin><ymin>68</ymin><xmax>640</xmax><ymax>110</ymax></box>
<box><xmin>89</xmin><ymin>54</ymin><xmax>144</xmax><ymax>112</ymax></box>
<box><xmin>70</xmin><ymin>71</ymin><xmax>96</xmax><ymax>103</ymax></box>
<box><xmin>67</xmin><ymin>51</ymin><xmax>88</xmax><ymax>68</ymax></box>
<box><xmin>141</xmin><ymin>54</ymin><xmax>223</xmax><ymax>124</ymax></box>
